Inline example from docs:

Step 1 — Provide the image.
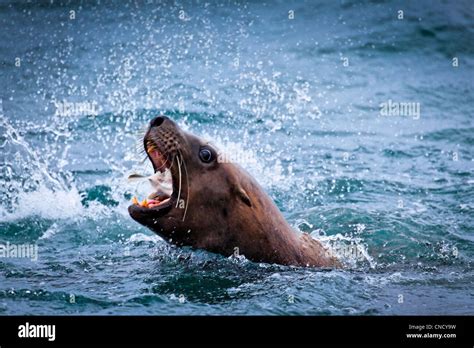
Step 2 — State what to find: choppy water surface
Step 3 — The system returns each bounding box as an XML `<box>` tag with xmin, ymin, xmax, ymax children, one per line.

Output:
<box><xmin>0</xmin><ymin>0</ymin><xmax>473</xmax><ymax>315</ymax></box>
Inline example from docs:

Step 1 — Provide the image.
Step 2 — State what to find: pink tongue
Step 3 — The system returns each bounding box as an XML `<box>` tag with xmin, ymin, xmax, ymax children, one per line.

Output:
<box><xmin>147</xmin><ymin>199</ymin><xmax>159</xmax><ymax>205</ymax></box>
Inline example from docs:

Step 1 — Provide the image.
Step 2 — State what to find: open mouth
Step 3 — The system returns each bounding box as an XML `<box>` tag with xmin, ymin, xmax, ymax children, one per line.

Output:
<box><xmin>129</xmin><ymin>139</ymin><xmax>175</xmax><ymax>213</ymax></box>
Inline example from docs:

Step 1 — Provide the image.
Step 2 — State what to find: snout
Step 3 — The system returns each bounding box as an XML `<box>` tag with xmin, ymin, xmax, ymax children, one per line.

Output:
<box><xmin>149</xmin><ymin>115</ymin><xmax>174</xmax><ymax>129</ymax></box>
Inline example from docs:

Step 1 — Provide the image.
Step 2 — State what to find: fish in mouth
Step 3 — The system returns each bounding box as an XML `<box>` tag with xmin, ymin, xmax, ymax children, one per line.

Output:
<box><xmin>128</xmin><ymin>116</ymin><xmax>189</xmax><ymax>223</ymax></box>
<box><xmin>128</xmin><ymin>115</ymin><xmax>341</xmax><ymax>268</ymax></box>
<box><xmin>130</xmin><ymin>143</ymin><xmax>173</xmax><ymax>209</ymax></box>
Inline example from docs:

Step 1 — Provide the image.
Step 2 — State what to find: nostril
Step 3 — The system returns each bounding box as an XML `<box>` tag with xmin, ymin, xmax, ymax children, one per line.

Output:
<box><xmin>150</xmin><ymin>116</ymin><xmax>166</xmax><ymax>128</ymax></box>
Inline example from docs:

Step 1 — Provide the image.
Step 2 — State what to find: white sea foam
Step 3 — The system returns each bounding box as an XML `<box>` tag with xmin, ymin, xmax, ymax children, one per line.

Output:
<box><xmin>127</xmin><ymin>233</ymin><xmax>161</xmax><ymax>244</ymax></box>
<box><xmin>315</xmin><ymin>232</ymin><xmax>377</xmax><ymax>269</ymax></box>
<box><xmin>1</xmin><ymin>185</ymin><xmax>84</xmax><ymax>222</ymax></box>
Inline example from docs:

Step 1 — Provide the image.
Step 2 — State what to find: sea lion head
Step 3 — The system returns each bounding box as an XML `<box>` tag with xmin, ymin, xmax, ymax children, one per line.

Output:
<box><xmin>128</xmin><ymin>115</ymin><xmax>252</xmax><ymax>251</ymax></box>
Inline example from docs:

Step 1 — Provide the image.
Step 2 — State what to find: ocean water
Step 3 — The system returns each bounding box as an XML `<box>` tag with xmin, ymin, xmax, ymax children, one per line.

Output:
<box><xmin>0</xmin><ymin>0</ymin><xmax>473</xmax><ymax>315</ymax></box>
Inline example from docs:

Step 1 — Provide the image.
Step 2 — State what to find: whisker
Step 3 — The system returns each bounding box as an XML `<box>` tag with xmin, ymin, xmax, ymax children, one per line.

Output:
<box><xmin>177</xmin><ymin>149</ymin><xmax>190</xmax><ymax>221</ymax></box>
<box><xmin>134</xmin><ymin>128</ymin><xmax>147</xmax><ymax>144</ymax></box>
<box><xmin>175</xmin><ymin>154</ymin><xmax>182</xmax><ymax>208</ymax></box>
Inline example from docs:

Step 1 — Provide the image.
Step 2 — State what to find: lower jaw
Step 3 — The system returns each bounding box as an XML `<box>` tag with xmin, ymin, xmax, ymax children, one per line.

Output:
<box><xmin>128</xmin><ymin>199</ymin><xmax>173</xmax><ymax>219</ymax></box>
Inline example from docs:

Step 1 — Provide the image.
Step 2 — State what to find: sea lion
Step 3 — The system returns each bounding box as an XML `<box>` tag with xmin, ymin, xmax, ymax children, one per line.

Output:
<box><xmin>128</xmin><ymin>116</ymin><xmax>341</xmax><ymax>268</ymax></box>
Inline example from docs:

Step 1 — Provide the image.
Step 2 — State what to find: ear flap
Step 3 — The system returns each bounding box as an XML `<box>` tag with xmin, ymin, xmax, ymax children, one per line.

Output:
<box><xmin>228</xmin><ymin>174</ymin><xmax>252</xmax><ymax>208</ymax></box>
<box><xmin>235</xmin><ymin>186</ymin><xmax>252</xmax><ymax>207</ymax></box>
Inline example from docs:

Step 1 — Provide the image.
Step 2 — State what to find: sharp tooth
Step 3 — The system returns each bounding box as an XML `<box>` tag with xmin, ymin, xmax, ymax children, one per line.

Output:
<box><xmin>132</xmin><ymin>197</ymin><xmax>139</xmax><ymax>205</ymax></box>
<box><xmin>147</xmin><ymin>145</ymin><xmax>155</xmax><ymax>154</ymax></box>
<box><xmin>141</xmin><ymin>199</ymin><xmax>149</xmax><ymax>208</ymax></box>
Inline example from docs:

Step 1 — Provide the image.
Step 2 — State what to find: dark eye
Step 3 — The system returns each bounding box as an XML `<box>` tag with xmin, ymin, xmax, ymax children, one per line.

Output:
<box><xmin>199</xmin><ymin>148</ymin><xmax>213</xmax><ymax>163</ymax></box>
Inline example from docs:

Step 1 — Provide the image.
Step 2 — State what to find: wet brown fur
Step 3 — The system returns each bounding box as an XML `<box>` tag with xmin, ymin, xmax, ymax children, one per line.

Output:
<box><xmin>129</xmin><ymin>116</ymin><xmax>341</xmax><ymax>268</ymax></box>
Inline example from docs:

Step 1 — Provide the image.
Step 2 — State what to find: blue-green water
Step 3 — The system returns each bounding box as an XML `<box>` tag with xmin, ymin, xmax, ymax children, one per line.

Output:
<box><xmin>0</xmin><ymin>0</ymin><xmax>473</xmax><ymax>315</ymax></box>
